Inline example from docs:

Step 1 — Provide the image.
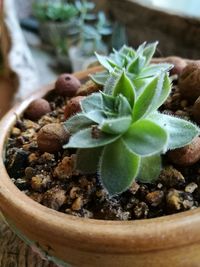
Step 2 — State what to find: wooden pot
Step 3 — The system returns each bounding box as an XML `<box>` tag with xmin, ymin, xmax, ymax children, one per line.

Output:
<box><xmin>1</xmin><ymin>68</ymin><xmax>200</xmax><ymax>267</ymax></box>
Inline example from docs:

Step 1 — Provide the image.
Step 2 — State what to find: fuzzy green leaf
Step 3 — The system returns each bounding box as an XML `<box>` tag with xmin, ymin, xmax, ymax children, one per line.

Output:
<box><xmin>110</xmin><ymin>50</ymin><xmax>124</xmax><ymax>67</ymax></box>
<box><xmin>99</xmin><ymin>138</ymin><xmax>140</xmax><ymax>196</ymax></box>
<box><xmin>133</xmin><ymin>73</ymin><xmax>171</xmax><ymax>121</ymax></box>
<box><xmin>100</xmin><ymin>116</ymin><xmax>132</xmax><ymax>134</ymax></box>
<box><xmin>107</xmin><ymin>58</ymin><xmax>119</xmax><ymax>68</ymax></box>
<box><xmin>116</xmin><ymin>94</ymin><xmax>132</xmax><ymax>116</ymax></box>
<box><xmin>104</xmin><ymin>70</ymin><xmax>122</xmax><ymax>95</ymax></box>
<box><xmin>123</xmin><ymin>119</ymin><xmax>168</xmax><ymax>156</ymax></box>
<box><xmin>149</xmin><ymin>112</ymin><xmax>200</xmax><ymax>150</ymax></box>
<box><xmin>138</xmin><ymin>63</ymin><xmax>173</xmax><ymax>79</ymax></box>
<box><xmin>101</xmin><ymin>92</ymin><xmax>115</xmax><ymax>111</ymax></box>
<box><xmin>113</xmin><ymin>71</ymin><xmax>136</xmax><ymax>106</ymax></box>
<box><xmin>118</xmin><ymin>45</ymin><xmax>133</xmax><ymax>57</ymax></box>
<box><xmin>85</xmin><ymin>110</ymin><xmax>106</xmax><ymax>124</ymax></box>
<box><xmin>76</xmin><ymin>147</ymin><xmax>103</xmax><ymax>174</ymax></box>
<box><xmin>127</xmin><ymin>56</ymin><xmax>146</xmax><ymax>74</ymax></box>
<box><xmin>81</xmin><ymin>93</ymin><xmax>103</xmax><ymax>113</ymax></box>
<box><xmin>90</xmin><ymin>71</ymin><xmax>108</xmax><ymax>85</ymax></box>
<box><xmin>156</xmin><ymin>74</ymin><xmax>171</xmax><ymax>107</ymax></box>
<box><xmin>136</xmin><ymin>42</ymin><xmax>146</xmax><ymax>55</ymax></box>
<box><xmin>132</xmin><ymin>78</ymin><xmax>148</xmax><ymax>93</ymax></box>
<box><xmin>95</xmin><ymin>53</ymin><xmax>113</xmax><ymax>72</ymax></box>
<box><xmin>64</xmin><ymin>128</ymin><xmax>120</xmax><ymax>149</ymax></box>
<box><xmin>143</xmin><ymin>41</ymin><xmax>158</xmax><ymax>65</ymax></box>
<box><xmin>64</xmin><ymin>113</ymin><xmax>93</xmax><ymax>134</ymax></box>
<box><xmin>137</xmin><ymin>154</ymin><xmax>162</xmax><ymax>183</ymax></box>
<box><xmin>133</xmin><ymin>76</ymin><xmax>160</xmax><ymax>121</ymax></box>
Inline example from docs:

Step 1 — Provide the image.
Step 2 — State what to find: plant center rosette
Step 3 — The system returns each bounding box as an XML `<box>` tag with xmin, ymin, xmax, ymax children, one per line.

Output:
<box><xmin>5</xmin><ymin>42</ymin><xmax>200</xmax><ymax>220</ymax></box>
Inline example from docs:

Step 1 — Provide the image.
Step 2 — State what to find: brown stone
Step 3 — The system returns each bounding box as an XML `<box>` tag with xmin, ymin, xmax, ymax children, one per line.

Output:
<box><xmin>145</xmin><ymin>191</ymin><xmax>164</xmax><ymax>207</ymax></box>
<box><xmin>53</xmin><ymin>156</ymin><xmax>75</xmax><ymax>179</ymax></box>
<box><xmin>192</xmin><ymin>96</ymin><xmax>200</xmax><ymax>123</ymax></box>
<box><xmin>159</xmin><ymin>166</ymin><xmax>185</xmax><ymax>187</ymax></box>
<box><xmin>71</xmin><ymin>197</ymin><xmax>83</xmax><ymax>211</ymax></box>
<box><xmin>42</xmin><ymin>186</ymin><xmax>67</xmax><ymax>210</ymax></box>
<box><xmin>76</xmin><ymin>80</ymin><xmax>102</xmax><ymax>96</ymax></box>
<box><xmin>55</xmin><ymin>73</ymin><xmax>81</xmax><ymax>97</ymax></box>
<box><xmin>64</xmin><ymin>96</ymin><xmax>84</xmax><ymax>119</ymax></box>
<box><xmin>178</xmin><ymin>63</ymin><xmax>200</xmax><ymax>102</ymax></box>
<box><xmin>168</xmin><ymin>137</ymin><xmax>200</xmax><ymax>166</ymax></box>
<box><xmin>166</xmin><ymin>189</ymin><xmax>194</xmax><ymax>211</ymax></box>
<box><xmin>25</xmin><ymin>99</ymin><xmax>51</xmax><ymax>121</ymax></box>
<box><xmin>37</xmin><ymin>123</ymin><xmax>70</xmax><ymax>153</ymax></box>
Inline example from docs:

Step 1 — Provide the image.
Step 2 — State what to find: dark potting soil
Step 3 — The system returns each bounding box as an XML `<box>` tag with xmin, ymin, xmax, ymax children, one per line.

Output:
<box><xmin>5</xmin><ymin>77</ymin><xmax>200</xmax><ymax>221</ymax></box>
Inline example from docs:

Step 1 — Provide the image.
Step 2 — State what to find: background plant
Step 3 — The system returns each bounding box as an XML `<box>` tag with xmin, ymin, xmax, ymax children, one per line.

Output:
<box><xmin>73</xmin><ymin>0</ymin><xmax>109</xmax><ymax>56</ymax></box>
<box><xmin>33</xmin><ymin>1</ymin><xmax>78</xmax><ymax>22</ymax></box>
<box><xmin>70</xmin><ymin>0</ymin><xmax>127</xmax><ymax>56</ymax></box>
<box><xmin>64</xmin><ymin>43</ymin><xmax>199</xmax><ymax>196</ymax></box>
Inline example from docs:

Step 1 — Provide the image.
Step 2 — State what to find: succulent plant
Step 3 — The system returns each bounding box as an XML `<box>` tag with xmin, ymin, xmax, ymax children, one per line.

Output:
<box><xmin>63</xmin><ymin>43</ymin><xmax>199</xmax><ymax>196</ymax></box>
<box><xmin>90</xmin><ymin>42</ymin><xmax>172</xmax><ymax>90</ymax></box>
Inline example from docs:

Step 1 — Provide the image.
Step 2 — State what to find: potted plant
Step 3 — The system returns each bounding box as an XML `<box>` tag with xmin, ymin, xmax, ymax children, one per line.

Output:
<box><xmin>68</xmin><ymin>1</ymin><xmax>109</xmax><ymax>71</ymax></box>
<box><xmin>32</xmin><ymin>1</ymin><xmax>79</xmax><ymax>46</ymax></box>
<box><xmin>1</xmin><ymin>42</ymin><xmax>200</xmax><ymax>267</ymax></box>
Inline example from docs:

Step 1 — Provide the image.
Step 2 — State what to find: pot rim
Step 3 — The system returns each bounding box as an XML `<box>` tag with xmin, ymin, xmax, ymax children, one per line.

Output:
<box><xmin>0</xmin><ymin>67</ymin><xmax>200</xmax><ymax>254</ymax></box>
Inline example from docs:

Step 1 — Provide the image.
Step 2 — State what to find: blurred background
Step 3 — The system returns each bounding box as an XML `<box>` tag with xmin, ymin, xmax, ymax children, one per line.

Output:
<box><xmin>1</xmin><ymin>0</ymin><xmax>200</xmax><ymax>118</ymax></box>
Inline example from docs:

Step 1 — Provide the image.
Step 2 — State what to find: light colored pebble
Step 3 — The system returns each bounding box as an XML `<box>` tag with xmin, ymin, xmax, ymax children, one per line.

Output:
<box><xmin>185</xmin><ymin>182</ymin><xmax>198</xmax><ymax>193</ymax></box>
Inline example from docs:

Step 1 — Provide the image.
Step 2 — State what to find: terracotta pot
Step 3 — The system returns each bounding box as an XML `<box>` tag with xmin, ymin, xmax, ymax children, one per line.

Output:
<box><xmin>1</xmin><ymin>67</ymin><xmax>200</xmax><ymax>267</ymax></box>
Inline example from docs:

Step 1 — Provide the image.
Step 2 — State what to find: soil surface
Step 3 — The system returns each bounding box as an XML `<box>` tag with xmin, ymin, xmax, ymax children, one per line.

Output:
<box><xmin>5</xmin><ymin>76</ymin><xmax>200</xmax><ymax>221</ymax></box>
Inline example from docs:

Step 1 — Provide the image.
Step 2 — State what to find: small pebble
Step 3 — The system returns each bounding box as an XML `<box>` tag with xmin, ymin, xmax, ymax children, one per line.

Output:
<box><xmin>28</xmin><ymin>153</ymin><xmax>38</xmax><ymax>163</ymax></box>
<box><xmin>192</xmin><ymin>96</ymin><xmax>200</xmax><ymax>124</ymax></box>
<box><xmin>23</xmin><ymin>141</ymin><xmax>38</xmax><ymax>152</ymax></box>
<box><xmin>23</xmin><ymin>128</ymin><xmax>36</xmax><ymax>139</ymax></box>
<box><xmin>64</xmin><ymin>96</ymin><xmax>84</xmax><ymax>120</ymax></box>
<box><xmin>25</xmin><ymin>99</ymin><xmax>51</xmax><ymax>121</ymax></box>
<box><xmin>53</xmin><ymin>156</ymin><xmax>75</xmax><ymax>179</ymax></box>
<box><xmin>129</xmin><ymin>181</ymin><xmax>140</xmax><ymax>195</ymax></box>
<box><xmin>42</xmin><ymin>186</ymin><xmax>67</xmax><ymax>210</ymax></box>
<box><xmin>145</xmin><ymin>191</ymin><xmax>164</xmax><ymax>207</ymax></box>
<box><xmin>157</xmin><ymin>183</ymin><xmax>163</xmax><ymax>189</ymax></box>
<box><xmin>37</xmin><ymin>123</ymin><xmax>70</xmax><ymax>153</ymax></box>
<box><xmin>71</xmin><ymin>197</ymin><xmax>83</xmax><ymax>211</ymax></box>
<box><xmin>23</xmin><ymin>120</ymin><xmax>39</xmax><ymax>130</ymax></box>
<box><xmin>31</xmin><ymin>174</ymin><xmax>51</xmax><ymax>192</ymax></box>
<box><xmin>31</xmin><ymin>175</ymin><xmax>43</xmax><ymax>191</ymax></box>
<box><xmin>166</xmin><ymin>189</ymin><xmax>194</xmax><ymax>211</ymax></box>
<box><xmin>41</xmin><ymin>152</ymin><xmax>55</xmax><ymax>161</ymax></box>
<box><xmin>174</xmin><ymin>109</ymin><xmax>189</xmax><ymax>119</ymax></box>
<box><xmin>168</xmin><ymin>137</ymin><xmax>200</xmax><ymax>166</ymax></box>
<box><xmin>159</xmin><ymin>166</ymin><xmax>185</xmax><ymax>188</ymax></box>
<box><xmin>133</xmin><ymin>202</ymin><xmax>149</xmax><ymax>219</ymax></box>
<box><xmin>25</xmin><ymin>166</ymin><xmax>36</xmax><ymax>179</ymax></box>
<box><xmin>11</xmin><ymin>127</ymin><xmax>21</xmax><ymax>137</ymax></box>
<box><xmin>76</xmin><ymin>80</ymin><xmax>102</xmax><ymax>96</ymax></box>
<box><xmin>169</xmin><ymin>57</ymin><xmax>187</xmax><ymax>76</ymax></box>
<box><xmin>185</xmin><ymin>182</ymin><xmax>198</xmax><ymax>193</ymax></box>
<box><xmin>55</xmin><ymin>74</ymin><xmax>81</xmax><ymax>97</ymax></box>
<box><xmin>69</xmin><ymin>187</ymin><xmax>81</xmax><ymax>199</ymax></box>
<box><xmin>180</xmin><ymin>100</ymin><xmax>188</xmax><ymax>108</ymax></box>
<box><xmin>178</xmin><ymin>63</ymin><xmax>200</xmax><ymax>102</ymax></box>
